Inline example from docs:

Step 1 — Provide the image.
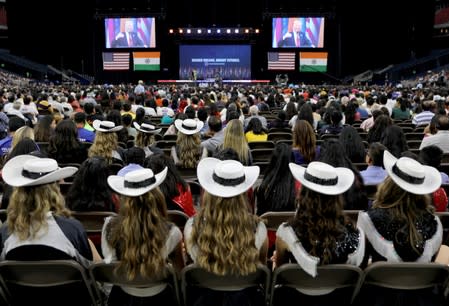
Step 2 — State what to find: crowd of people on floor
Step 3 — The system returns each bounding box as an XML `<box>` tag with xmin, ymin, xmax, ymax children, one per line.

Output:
<box><xmin>0</xmin><ymin>73</ymin><xmax>448</xmax><ymax>305</ymax></box>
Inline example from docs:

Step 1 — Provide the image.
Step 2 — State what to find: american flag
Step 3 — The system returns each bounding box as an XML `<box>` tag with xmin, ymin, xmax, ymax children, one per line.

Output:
<box><xmin>267</xmin><ymin>52</ymin><xmax>295</xmax><ymax>70</ymax></box>
<box><xmin>102</xmin><ymin>52</ymin><xmax>130</xmax><ymax>70</ymax></box>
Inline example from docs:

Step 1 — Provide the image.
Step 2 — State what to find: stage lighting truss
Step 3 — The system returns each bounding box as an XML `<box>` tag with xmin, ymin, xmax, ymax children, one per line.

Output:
<box><xmin>168</xmin><ymin>27</ymin><xmax>260</xmax><ymax>36</ymax></box>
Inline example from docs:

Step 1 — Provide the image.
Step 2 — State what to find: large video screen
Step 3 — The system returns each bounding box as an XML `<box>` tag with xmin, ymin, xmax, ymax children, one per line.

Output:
<box><xmin>179</xmin><ymin>45</ymin><xmax>251</xmax><ymax>80</ymax></box>
<box><xmin>105</xmin><ymin>17</ymin><xmax>156</xmax><ymax>49</ymax></box>
<box><xmin>272</xmin><ymin>17</ymin><xmax>324</xmax><ymax>48</ymax></box>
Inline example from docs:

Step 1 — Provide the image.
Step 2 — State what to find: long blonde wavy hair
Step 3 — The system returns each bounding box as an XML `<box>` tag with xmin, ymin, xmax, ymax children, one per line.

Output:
<box><xmin>176</xmin><ymin>132</ymin><xmax>202</xmax><ymax>168</ymax></box>
<box><xmin>190</xmin><ymin>192</ymin><xmax>260</xmax><ymax>276</ymax></box>
<box><xmin>373</xmin><ymin>176</ymin><xmax>434</xmax><ymax>255</ymax></box>
<box><xmin>12</xmin><ymin>126</ymin><xmax>35</xmax><ymax>149</ymax></box>
<box><xmin>107</xmin><ymin>188</ymin><xmax>169</xmax><ymax>280</ymax></box>
<box><xmin>88</xmin><ymin>131</ymin><xmax>118</xmax><ymax>164</ymax></box>
<box><xmin>135</xmin><ymin>132</ymin><xmax>156</xmax><ymax>148</ymax></box>
<box><xmin>221</xmin><ymin>119</ymin><xmax>250</xmax><ymax>165</ymax></box>
<box><xmin>7</xmin><ymin>183</ymin><xmax>71</xmax><ymax>240</ymax></box>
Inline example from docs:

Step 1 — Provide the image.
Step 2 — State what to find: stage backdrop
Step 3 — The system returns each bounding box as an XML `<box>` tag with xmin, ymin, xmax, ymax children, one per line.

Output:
<box><xmin>179</xmin><ymin>45</ymin><xmax>251</xmax><ymax>80</ymax></box>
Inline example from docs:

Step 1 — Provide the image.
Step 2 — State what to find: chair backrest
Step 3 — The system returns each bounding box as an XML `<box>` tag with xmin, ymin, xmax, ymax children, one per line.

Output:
<box><xmin>250</xmin><ymin>148</ymin><xmax>274</xmax><ymax>163</ymax></box>
<box><xmin>405</xmin><ymin>132</ymin><xmax>424</xmax><ymax>141</ymax></box>
<box><xmin>267</xmin><ymin>132</ymin><xmax>292</xmax><ymax>142</ymax></box>
<box><xmin>163</xmin><ymin>134</ymin><xmax>178</xmax><ymax>141</ymax></box>
<box><xmin>253</xmin><ymin>161</ymin><xmax>270</xmax><ymax>177</ymax></box>
<box><xmin>259</xmin><ymin>211</ymin><xmax>295</xmax><ymax>231</ymax></box>
<box><xmin>268</xmin><ymin>127</ymin><xmax>292</xmax><ymax>134</ymax></box>
<box><xmin>436</xmin><ymin>211</ymin><xmax>449</xmax><ymax>245</ymax></box>
<box><xmin>406</xmin><ymin>140</ymin><xmax>422</xmax><ymax>149</ymax></box>
<box><xmin>176</xmin><ymin>166</ymin><xmax>197</xmax><ymax>180</ymax></box>
<box><xmin>270</xmin><ymin>263</ymin><xmax>363</xmax><ymax>305</ymax></box>
<box><xmin>319</xmin><ymin>133</ymin><xmax>340</xmax><ymax>141</ymax></box>
<box><xmin>0</xmin><ymin>260</ymin><xmax>98</xmax><ymax>305</ymax></box>
<box><xmin>181</xmin><ymin>264</ymin><xmax>270</xmax><ymax>306</ymax></box>
<box><xmin>187</xmin><ymin>180</ymin><xmax>203</xmax><ymax>209</ymax></box>
<box><xmin>89</xmin><ymin>262</ymin><xmax>181</xmax><ymax>305</ymax></box>
<box><xmin>155</xmin><ymin>140</ymin><xmax>177</xmax><ymax>149</ymax></box>
<box><xmin>248</xmin><ymin>140</ymin><xmax>276</xmax><ymax>150</ymax></box>
<box><xmin>362</xmin><ymin>262</ymin><xmax>449</xmax><ymax>290</ymax></box>
<box><xmin>71</xmin><ymin>211</ymin><xmax>118</xmax><ymax>234</ymax></box>
<box><xmin>167</xmin><ymin>210</ymin><xmax>189</xmax><ymax>231</ymax></box>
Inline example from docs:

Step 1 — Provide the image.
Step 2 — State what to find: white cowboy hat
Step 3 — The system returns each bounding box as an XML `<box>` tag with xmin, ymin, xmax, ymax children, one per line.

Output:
<box><xmin>108</xmin><ymin>167</ymin><xmax>167</xmax><ymax>197</ymax></box>
<box><xmin>383</xmin><ymin>150</ymin><xmax>441</xmax><ymax>195</ymax></box>
<box><xmin>174</xmin><ymin>119</ymin><xmax>204</xmax><ymax>135</ymax></box>
<box><xmin>92</xmin><ymin>120</ymin><xmax>123</xmax><ymax>133</ymax></box>
<box><xmin>133</xmin><ymin>122</ymin><xmax>161</xmax><ymax>134</ymax></box>
<box><xmin>197</xmin><ymin>158</ymin><xmax>259</xmax><ymax>198</ymax></box>
<box><xmin>2</xmin><ymin>155</ymin><xmax>78</xmax><ymax>187</ymax></box>
<box><xmin>289</xmin><ymin>161</ymin><xmax>354</xmax><ymax>195</ymax></box>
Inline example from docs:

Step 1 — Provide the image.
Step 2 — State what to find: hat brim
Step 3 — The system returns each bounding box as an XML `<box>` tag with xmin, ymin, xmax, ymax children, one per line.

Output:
<box><xmin>289</xmin><ymin>163</ymin><xmax>354</xmax><ymax>195</ymax></box>
<box><xmin>133</xmin><ymin>122</ymin><xmax>162</xmax><ymax>134</ymax></box>
<box><xmin>383</xmin><ymin>151</ymin><xmax>441</xmax><ymax>195</ymax></box>
<box><xmin>174</xmin><ymin>120</ymin><xmax>204</xmax><ymax>135</ymax></box>
<box><xmin>108</xmin><ymin>167</ymin><xmax>167</xmax><ymax>197</ymax></box>
<box><xmin>197</xmin><ymin>158</ymin><xmax>259</xmax><ymax>198</ymax></box>
<box><xmin>93</xmin><ymin>120</ymin><xmax>123</xmax><ymax>133</ymax></box>
<box><xmin>2</xmin><ymin>155</ymin><xmax>78</xmax><ymax>187</ymax></box>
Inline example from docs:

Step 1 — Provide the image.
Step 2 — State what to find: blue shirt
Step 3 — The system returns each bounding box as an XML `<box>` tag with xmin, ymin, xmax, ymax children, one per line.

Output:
<box><xmin>117</xmin><ymin>164</ymin><xmax>143</xmax><ymax>177</ymax></box>
<box><xmin>292</xmin><ymin>146</ymin><xmax>320</xmax><ymax>165</ymax></box>
<box><xmin>357</xmin><ymin>107</ymin><xmax>369</xmax><ymax>120</ymax></box>
<box><xmin>77</xmin><ymin>128</ymin><xmax>96</xmax><ymax>143</ymax></box>
<box><xmin>441</xmin><ymin>172</ymin><xmax>449</xmax><ymax>185</ymax></box>
<box><xmin>360</xmin><ymin>166</ymin><xmax>387</xmax><ymax>186</ymax></box>
<box><xmin>0</xmin><ymin>136</ymin><xmax>12</xmax><ymax>156</ymax></box>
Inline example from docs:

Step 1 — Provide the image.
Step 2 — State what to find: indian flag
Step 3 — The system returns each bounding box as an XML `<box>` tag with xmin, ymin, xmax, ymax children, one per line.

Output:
<box><xmin>133</xmin><ymin>52</ymin><xmax>160</xmax><ymax>71</ymax></box>
<box><xmin>299</xmin><ymin>52</ymin><xmax>328</xmax><ymax>72</ymax></box>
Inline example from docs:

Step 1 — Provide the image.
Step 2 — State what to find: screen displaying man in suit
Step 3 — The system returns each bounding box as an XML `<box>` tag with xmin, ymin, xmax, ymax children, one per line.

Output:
<box><xmin>112</xmin><ymin>19</ymin><xmax>146</xmax><ymax>48</ymax></box>
<box><xmin>277</xmin><ymin>19</ymin><xmax>313</xmax><ymax>48</ymax></box>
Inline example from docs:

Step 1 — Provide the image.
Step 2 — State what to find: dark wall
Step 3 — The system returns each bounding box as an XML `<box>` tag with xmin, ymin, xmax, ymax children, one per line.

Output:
<box><xmin>6</xmin><ymin>0</ymin><xmax>435</xmax><ymax>82</ymax></box>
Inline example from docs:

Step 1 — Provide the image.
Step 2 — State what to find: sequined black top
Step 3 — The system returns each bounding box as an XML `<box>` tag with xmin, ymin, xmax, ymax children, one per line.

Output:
<box><xmin>301</xmin><ymin>224</ymin><xmax>361</xmax><ymax>264</ymax></box>
<box><xmin>367</xmin><ymin>208</ymin><xmax>439</xmax><ymax>262</ymax></box>
<box><xmin>280</xmin><ymin>223</ymin><xmax>361</xmax><ymax>264</ymax></box>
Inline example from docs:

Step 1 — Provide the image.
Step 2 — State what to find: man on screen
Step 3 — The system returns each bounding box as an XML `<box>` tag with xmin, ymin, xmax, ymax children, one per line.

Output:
<box><xmin>277</xmin><ymin>19</ymin><xmax>313</xmax><ymax>48</ymax></box>
<box><xmin>112</xmin><ymin>19</ymin><xmax>146</xmax><ymax>48</ymax></box>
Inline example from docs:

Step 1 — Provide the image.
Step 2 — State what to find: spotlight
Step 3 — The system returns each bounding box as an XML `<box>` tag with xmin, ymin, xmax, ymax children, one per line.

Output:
<box><xmin>179</xmin><ymin>29</ymin><xmax>183</xmax><ymax>33</ymax></box>
<box><xmin>207</xmin><ymin>29</ymin><xmax>211</xmax><ymax>34</ymax></box>
<box><xmin>197</xmin><ymin>29</ymin><xmax>202</xmax><ymax>34</ymax></box>
<box><xmin>169</xmin><ymin>29</ymin><xmax>174</xmax><ymax>34</ymax></box>
<box><xmin>217</xmin><ymin>29</ymin><xmax>221</xmax><ymax>33</ymax></box>
<box><xmin>244</xmin><ymin>29</ymin><xmax>249</xmax><ymax>33</ymax></box>
<box><xmin>234</xmin><ymin>29</ymin><xmax>239</xmax><ymax>33</ymax></box>
<box><xmin>186</xmin><ymin>29</ymin><xmax>191</xmax><ymax>34</ymax></box>
<box><xmin>226</xmin><ymin>29</ymin><xmax>231</xmax><ymax>34</ymax></box>
<box><xmin>255</xmin><ymin>28</ymin><xmax>260</xmax><ymax>33</ymax></box>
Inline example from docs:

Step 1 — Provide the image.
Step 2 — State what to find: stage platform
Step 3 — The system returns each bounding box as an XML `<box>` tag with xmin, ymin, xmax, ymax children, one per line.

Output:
<box><xmin>157</xmin><ymin>79</ymin><xmax>270</xmax><ymax>86</ymax></box>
